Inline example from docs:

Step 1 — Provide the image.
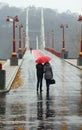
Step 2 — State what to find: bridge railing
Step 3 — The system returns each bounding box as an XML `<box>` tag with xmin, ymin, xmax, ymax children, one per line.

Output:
<box><xmin>45</xmin><ymin>47</ymin><xmax>61</xmax><ymax>58</ymax></box>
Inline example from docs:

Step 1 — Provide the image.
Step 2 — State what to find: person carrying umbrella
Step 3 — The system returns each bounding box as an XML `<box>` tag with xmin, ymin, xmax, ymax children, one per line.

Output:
<box><xmin>36</xmin><ymin>63</ymin><xmax>44</xmax><ymax>92</ymax></box>
<box><xmin>35</xmin><ymin>55</ymin><xmax>51</xmax><ymax>93</ymax></box>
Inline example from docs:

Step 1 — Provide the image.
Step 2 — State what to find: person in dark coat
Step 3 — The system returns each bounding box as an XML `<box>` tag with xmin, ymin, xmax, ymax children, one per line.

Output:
<box><xmin>36</xmin><ymin>63</ymin><xmax>44</xmax><ymax>92</ymax></box>
<box><xmin>44</xmin><ymin>62</ymin><xmax>53</xmax><ymax>93</ymax></box>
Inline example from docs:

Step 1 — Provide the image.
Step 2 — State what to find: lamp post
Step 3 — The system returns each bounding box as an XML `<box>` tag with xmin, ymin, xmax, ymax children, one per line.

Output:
<box><xmin>78</xmin><ymin>15</ymin><xmax>82</xmax><ymax>57</ymax></box>
<box><xmin>60</xmin><ymin>24</ymin><xmax>68</xmax><ymax>58</ymax></box>
<box><xmin>47</xmin><ymin>32</ymin><xmax>50</xmax><ymax>48</ymax></box>
<box><xmin>6</xmin><ymin>16</ymin><xmax>19</xmax><ymax>58</ymax></box>
<box><xmin>19</xmin><ymin>24</ymin><xmax>23</xmax><ymax>51</ymax></box>
<box><xmin>18</xmin><ymin>24</ymin><xmax>23</xmax><ymax>58</ymax></box>
<box><xmin>23</xmin><ymin>30</ymin><xmax>26</xmax><ymax>48</ymax></box>
<box><xmin>22</xmin><ymin>30</ymin><xmax>26</xmax><ymax>55</ymax></box>
<box><xmin>77</xmin><ymin>15</ymin><xmax>82</xmax><ymax>65</ymax></box>
<box><xmin>51</xmin><ymin>30</ymin><xmax>54</xmax><ymax>49</ymax></box>
<box><xmin>6</xmin><ymin>15</ymin><xmax>19</xmax><ymax>65</ymax></box>
<box><xmin>60</xmin><ymin>24</ymin><xmax>68</xmax><ymax>51</ymax></box>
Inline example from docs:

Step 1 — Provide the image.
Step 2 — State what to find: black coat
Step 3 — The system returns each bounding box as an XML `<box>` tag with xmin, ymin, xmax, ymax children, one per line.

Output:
<box><xmin>36</xmin><ymin>63</ymin><xmax>44</xmax><ymax>77</ymax></box>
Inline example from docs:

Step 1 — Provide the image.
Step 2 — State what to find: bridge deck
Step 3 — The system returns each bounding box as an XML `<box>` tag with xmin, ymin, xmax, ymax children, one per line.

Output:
<box><xmin>0</xmin><ymin>50</ymin><xmax>82</xmax><ymax>130</ymax></box>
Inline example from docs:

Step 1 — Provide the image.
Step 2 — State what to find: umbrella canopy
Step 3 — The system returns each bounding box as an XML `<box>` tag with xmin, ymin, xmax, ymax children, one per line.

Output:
<box><xmin>36</xmin><ymin>55</ymin><xmax>51</xmax><ymax>63</ymax></box>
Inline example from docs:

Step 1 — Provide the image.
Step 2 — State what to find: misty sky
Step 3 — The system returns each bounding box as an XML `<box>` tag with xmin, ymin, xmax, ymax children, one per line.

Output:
<box><xmin>0</xmin><ymin>0</ymin><xmax>82</xmax><ymax>14</ymax></box>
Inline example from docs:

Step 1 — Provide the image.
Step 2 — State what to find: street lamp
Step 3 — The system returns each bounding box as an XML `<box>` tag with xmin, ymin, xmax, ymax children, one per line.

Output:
<box><xmin>22</xmin><ymin>30</ymin><xmax>26</xmax><ymax>55</ymax></box>
<box><xmin>46</xmin><ymin>32</ymin><xmax>50</xmax><ymax>48</ymax></box>
<box><xmin>60</xmin><ymin>24</ymin><xmax>68</xmax><ymax>51</ymax></box>
<box><xmin>18</xmin><ymin>24</ymin><xmax>23</xmax><ymax>58</ymax></box>
<box><xmin>51</xmin><ymin>30</ymin><xmax>55</xmax><ymax>49</ymax></box>
<box><xmin>78</xmin><ymin>15</ymin><xmax>82</xmax><ymax>57</ymax></box>
<box><xmin>6</xmin><ymin>15</ymin><xmax>19</xmax><ymax>58</ymax></box>
<box><xmin>77</xmin><ymin>15</ymin><xmax>82</xmax><ymax>65</ymax></box>
<box><xmin>18</xmin><ymin>24</ymin><xmax>23</xmax><ymax>51</ymax></box>
<box><xmin>60</xmin><ymin>24</ymin><xmax>68</xmax><ymax>59</ymax></box>
<box><xmin>6</xmin><ymin>15</ymin><xmax>19</xmax><ymax>65</ymax></box>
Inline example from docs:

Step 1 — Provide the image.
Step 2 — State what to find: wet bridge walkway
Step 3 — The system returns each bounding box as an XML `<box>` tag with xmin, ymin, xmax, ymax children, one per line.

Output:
<box><xmin>0</xmin><ymin>50</ymin><xmax>82</xmax><ymax>130</ymax></box>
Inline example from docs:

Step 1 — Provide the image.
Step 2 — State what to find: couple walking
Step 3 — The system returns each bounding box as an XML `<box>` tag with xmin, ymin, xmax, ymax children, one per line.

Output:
<box><xmin>36</xmin><ymin>62</ymin><xmax>53</xmax><ymax>93</ymax></box>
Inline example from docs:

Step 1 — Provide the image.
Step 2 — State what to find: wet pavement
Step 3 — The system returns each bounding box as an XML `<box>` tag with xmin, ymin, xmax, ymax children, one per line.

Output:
<box><xmin>0</xmin><ymin>50</ymin><xmax>82</xmax><ymax>130</ymax></box>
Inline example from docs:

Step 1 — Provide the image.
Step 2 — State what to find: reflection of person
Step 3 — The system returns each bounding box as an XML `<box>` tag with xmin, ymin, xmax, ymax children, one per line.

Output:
<box><xmin>44</xmin><ymin>62</ymin><xmax>53</xmax><ymax>93</ymax></box>
<box><xmin>46</xmin><ymin>92</ymin><xmax>50</xmax><ymax>118</ymax></box>
<box><xmin>36</xmin><ymin>63</ymin><xmax>44</xmax><ymax>92</ymax></box>
<box><xmin>37</xmin><ymin>92</ymin><xmax>44</xmax><ymax>129</ymax></box>
<box><xmin>37</xmin><ymin>92</ymin><xmax>43</xmax><ymax>120</ymax></box>
<box><xmin>45</xmin><ymin>93</ymin><xmax>56</xmax><ymax>128</ymax></box>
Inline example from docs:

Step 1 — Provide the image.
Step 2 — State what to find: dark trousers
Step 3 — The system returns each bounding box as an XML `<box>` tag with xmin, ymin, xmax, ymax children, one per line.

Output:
<box><xmin>46</xmin><ymin>79</ymin><xmax>51</xmax><ymax>93</ymax></box>
<box><xmin>37</xmin><ymin>76</ymin><xmax>43</xmax><ymax>91</ymax></box>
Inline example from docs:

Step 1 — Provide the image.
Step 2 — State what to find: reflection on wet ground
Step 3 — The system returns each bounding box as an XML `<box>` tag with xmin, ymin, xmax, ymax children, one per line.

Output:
<box><xmin>36</xmin><ymin>92</ymin><xmax>56</xmax><ymax>129</ymax></box>
<box><xmin>0</xmin><ymin>50</ymin><xmax>82</xmax><ymax>130</ymax></box>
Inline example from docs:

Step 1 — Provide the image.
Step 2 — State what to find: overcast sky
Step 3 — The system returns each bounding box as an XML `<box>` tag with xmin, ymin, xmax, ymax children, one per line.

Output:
<box><xmin>0</xmin><ymin>0</ymin><xmax>82</xmax><ymax>14</ymax></box>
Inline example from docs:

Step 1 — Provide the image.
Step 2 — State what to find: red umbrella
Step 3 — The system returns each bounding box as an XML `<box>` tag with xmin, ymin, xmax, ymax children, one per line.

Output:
<box><xmin>36</xmin><ymin>55</ymin><xmax>51</xmax><ymax>63</ymax></box>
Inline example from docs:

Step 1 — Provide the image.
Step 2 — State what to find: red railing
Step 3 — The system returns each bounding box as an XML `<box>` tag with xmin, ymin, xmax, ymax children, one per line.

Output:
<box><xmin>45</xmin><ymin>47</ymin><xmax>61</xmax><ymax>57</ymax></box>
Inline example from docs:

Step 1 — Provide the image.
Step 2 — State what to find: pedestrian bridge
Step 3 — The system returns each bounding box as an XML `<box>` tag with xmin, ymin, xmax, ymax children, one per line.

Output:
<box><xmin>0</xmin><ymin>49</ymin><xmax>82</xmax><ymax>130</ymax></box>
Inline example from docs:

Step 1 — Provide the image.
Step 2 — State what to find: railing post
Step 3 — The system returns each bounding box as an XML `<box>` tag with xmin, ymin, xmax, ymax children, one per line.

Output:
<box><xmin>0</xmin><ymin>63</ymin><xmax>6</xmax><ymax>90</ymax></box>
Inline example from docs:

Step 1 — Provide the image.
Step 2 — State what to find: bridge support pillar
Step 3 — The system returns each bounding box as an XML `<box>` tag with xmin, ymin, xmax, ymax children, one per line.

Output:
<box><xmin>10</xmin><ymin>57</ymin><xmax>18</xmax><ymax>66</ymax></box>
<box><xmin>77</xmin><ymin>57</ymin><xmax>82</xmax><ymax>66</ymax></box>
<box><xmin>61</xmin><ymin>51</ymin><xmax>68</xmax><ymax>59</ymax></box>
<box><xmin>0</xmin><ymin>70</ymin><xmax>6</xmax><ymax>90</ymax></box>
